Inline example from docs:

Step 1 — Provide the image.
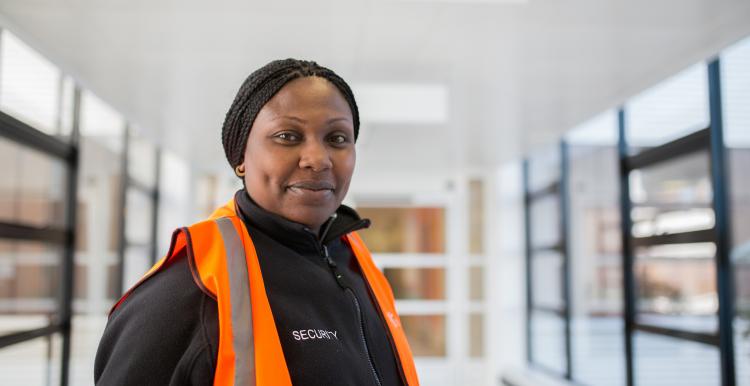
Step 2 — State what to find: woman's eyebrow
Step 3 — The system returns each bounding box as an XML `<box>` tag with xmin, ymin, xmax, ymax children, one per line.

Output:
<box><xmin>272</xmin><ymin>115</ymin><xmax>306</xmax><ymax>123</ymax></box>
<box><xmin>326</xmin><ymin>117</ymin><xmax>352</xmax><ymax>124</ymax></box>
<box><xmin>272</xmin><ymin>116</ymin><xmax>352</xmax><ymax>124</ymax></box>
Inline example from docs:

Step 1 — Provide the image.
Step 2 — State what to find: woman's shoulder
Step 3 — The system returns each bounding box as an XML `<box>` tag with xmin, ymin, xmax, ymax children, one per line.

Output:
<box><xmin>110</xmin><ymin>248</ymin><xmax>212</xmax><ymax>321</ymax></box>
<box><xmin>95</xmin><ymin>248</ymin><xmax>219</xmax><ymax>384</ymax></box>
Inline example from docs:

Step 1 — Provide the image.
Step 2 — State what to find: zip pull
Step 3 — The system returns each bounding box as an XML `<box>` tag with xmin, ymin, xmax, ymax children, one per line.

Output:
<box><xmin>322</xmin><ymin>245</ymin><xmax>348</xmax><ymax>288</ymax></box>
<box><xmin>318</xmin><ymin>213</ymin><xmax>338</xmax><ymax>246</ymax></box>
<box><xmin>323</xmin><ymin>246</ymin><xmax>338</xmax><ymax>268</ymax></box>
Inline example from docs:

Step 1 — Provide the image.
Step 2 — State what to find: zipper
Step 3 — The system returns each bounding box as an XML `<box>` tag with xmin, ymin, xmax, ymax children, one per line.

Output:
<box><xmin>359</xmin><ymin>271</ymin><xmax>409</xmax><ymax>386</ymax></box>
<box><xmin>346</xmin><ymin>286</ymin><xmax>383</xmax><ymax>386</ymax></box>
<box><xmin>322</xmin><ymin>244</ymin><xmax>383</xmax><ymax>386</ymax></box>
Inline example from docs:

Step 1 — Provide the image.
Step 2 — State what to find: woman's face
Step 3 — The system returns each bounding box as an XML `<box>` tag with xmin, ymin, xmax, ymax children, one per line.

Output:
<box><xmin>241</xmin><ymin>76</ymin><xmax>356</xmax><ymax>233</ymax></box>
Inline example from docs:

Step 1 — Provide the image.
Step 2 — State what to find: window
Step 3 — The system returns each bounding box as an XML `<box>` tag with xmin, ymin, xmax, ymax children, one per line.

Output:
<box><xmin>358</xmin><ymin>205</ymin><xmax>448</xmax><ymax>359</ymax></box>
<box><xmin>0</xmin><ymin>27</ymin><xmax>168</xmax><ymax>385</ymax></box>
<box><xmin>401</xmin><ymin>315</ymin><xmax>446</xmax><ymax>357</ymax></box>
<box><xmin>0</xmin><ymin>240</ymin><xmax>63</xmax><ymax>334</ymax></box>
<box><xmin>383</xmin><ymin>267</ymin><xmax>445</xmax><ymax>300</ymax></box>
<box><xmin>0</xmin><ymin>333</ymin><xmax>63</xmax><ymax>385</ymax></box>
<box><xmin>357</xmin><ymin>207</ymin><xmax>445</xmax><ymax>254</ymax></box>
<box><xmin>0</xmin><ymin>31</ymin><xmax>69</xmax><ymax>139</ymax></box>
<box><xmin>526</xmin><ymin>54</ymin><xmax>744</xmax><ymax>385</ymax></box>
<box><xmin>123</xmin><ymin>189</ymin><xmax>154</xmax><ymax>288</ymax></box>
<box><xmin>0</xmin><ymin>29</ymin><xmax>77</xmax><ymax>383</ymax></box>
<box><xmin>566</xmin><ymin>112</ymin><xmax>625</xmax><ymax>385</ymax></box>
<box><xmin>630</xmin><ymin>151</ymin><xmax>717</xmax><ymax>334</ymax></box>
<box><xmin>127</xmin><ymin>130</ymin><xmax>157</xmax><ymax>189</ymax></box>
<box><xmin>634</xmin><ymin>332</ymin><xmax>720</xmax><ymax>385</ymax></box>
<box><xmin>0</xmin><ymin>137</ymin><xmax>67</xmax><ymax>228</ymax></box>
<box><xmin>524</xmin><ymin>143</ymin><xmax>571</xmax><ymax>377</ymax></box>
<box><xmin>627</xmin><ymin>63</ymin><xmax>709</xmax><ymax>149</ymax></box>
<box><xmin>157</xmin><ymin>150</ymin><xmax>191</xmax><ymax>255</ymax></box>
<box><xmin>722</xmin><ymin>35</ymin><xmax>750</xmax><ymax>386</ymax></box>
<box><xmin>75</xmin><ymin>93</ymin><xmax>124</xmax><ymax>304</ymax></box>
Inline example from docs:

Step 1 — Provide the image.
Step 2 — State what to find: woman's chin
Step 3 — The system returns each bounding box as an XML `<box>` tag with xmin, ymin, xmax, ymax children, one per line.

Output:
<box><xmin>281</xmin><ymin>204</ymin><xmax>338</xmax><ymax>232</ymax></box>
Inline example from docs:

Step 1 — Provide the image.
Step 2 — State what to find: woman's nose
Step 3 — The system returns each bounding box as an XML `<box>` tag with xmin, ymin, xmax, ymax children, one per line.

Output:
<box><xmin>298</xmin><ymin>140</ymin><xmax>333</xmax><ymax>172</ymax></box>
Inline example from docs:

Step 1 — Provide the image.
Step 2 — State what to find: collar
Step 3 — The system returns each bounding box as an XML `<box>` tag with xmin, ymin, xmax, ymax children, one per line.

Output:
<box><xmin>232</xmin><ymin>189</ymin><xmax>370</xmax><ymax>254</ymax></box>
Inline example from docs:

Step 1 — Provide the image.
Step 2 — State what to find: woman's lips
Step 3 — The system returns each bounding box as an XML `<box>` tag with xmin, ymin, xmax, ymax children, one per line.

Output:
<box><xmin>287</xmin><ymin>180</ymin><xmax>335</xmax><ymax>191</ymax></box>
<box><xmin>286</xmin><ymin>181</ymin><xmax>335</xmax><ymax>202</ymax></box>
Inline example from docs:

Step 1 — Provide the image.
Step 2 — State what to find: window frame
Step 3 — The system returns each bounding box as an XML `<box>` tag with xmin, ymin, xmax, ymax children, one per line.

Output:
<box><xmin>524</xmin><ymin>59</ymin><xmax>738</xmax><ymax>386</ymax></box>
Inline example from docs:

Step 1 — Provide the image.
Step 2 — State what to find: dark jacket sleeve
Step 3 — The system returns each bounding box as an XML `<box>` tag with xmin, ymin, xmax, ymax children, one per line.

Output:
<box><xmin>94</xmin><ymin>250</ymin><xmax>219</xmax><ymax>386</ymax></box>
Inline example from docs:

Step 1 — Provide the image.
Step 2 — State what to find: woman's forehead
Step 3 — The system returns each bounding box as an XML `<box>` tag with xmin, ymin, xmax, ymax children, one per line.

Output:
<box><xmin>260</xmin><ymin>77</ymin><xmax>354</xmax><ymax>121</ymax></box>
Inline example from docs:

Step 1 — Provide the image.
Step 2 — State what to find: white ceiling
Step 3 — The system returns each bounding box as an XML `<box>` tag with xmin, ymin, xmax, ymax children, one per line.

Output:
<box><xmin>0</xmin><ymin>0</ymin><xmax>749</xmax><ymax>175</ymax></box>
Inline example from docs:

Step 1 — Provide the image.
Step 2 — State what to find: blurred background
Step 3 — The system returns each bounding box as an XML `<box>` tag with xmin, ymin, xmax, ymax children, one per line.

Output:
<box><xmin>0</xmin><ymin>1</ymin><xmax>749</xmax><ymax>385</ymax></box>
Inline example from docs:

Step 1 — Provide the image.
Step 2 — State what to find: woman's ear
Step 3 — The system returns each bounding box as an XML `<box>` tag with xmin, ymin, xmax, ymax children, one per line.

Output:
<box><xmin>235</xmin><ymin>164</ymin><xmax>245</xmax><ymax>177</ymax></box>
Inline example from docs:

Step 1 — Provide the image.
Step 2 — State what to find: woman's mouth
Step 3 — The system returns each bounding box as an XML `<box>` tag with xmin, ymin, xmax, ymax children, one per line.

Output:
<box><xmin>286</xmin><ymin>181</ymin><xmax>335</xmax><ymax>201</ymax></box>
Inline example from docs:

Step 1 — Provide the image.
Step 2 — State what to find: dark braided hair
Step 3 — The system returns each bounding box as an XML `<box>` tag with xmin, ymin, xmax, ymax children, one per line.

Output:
<box><xmin>221</xmin><ymin>58</ymin><xmax>360</xmax><ymax>170</ymax></box>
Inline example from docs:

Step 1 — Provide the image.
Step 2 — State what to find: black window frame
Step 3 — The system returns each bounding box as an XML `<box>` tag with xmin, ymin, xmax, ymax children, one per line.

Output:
<box><xmin>115</xmin><ymin>125</ymin><xmax>162</xmax><ymax>296</ymax></box>
<box><xmin>0</xmin><ymin>26</ymin><xmax>163</xmax><ymax>385</ymax></box>
<box><xmin>523</xmin><ymin>139</ymin><xmax>574</xmax><ymax>380</ymax></box>
<box><xmin>523</xmin><ymin>58</ymin><xmax>738</xmax><ymax>386</ymax></box>
<box><xmin>0</xmin><ymin>95</ymin><xmax>80</xmax><ymax>386</ymax></box>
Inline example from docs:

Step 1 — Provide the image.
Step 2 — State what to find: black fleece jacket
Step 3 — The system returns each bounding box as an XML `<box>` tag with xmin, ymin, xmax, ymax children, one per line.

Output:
<box><xmin>94</xmin><ymin>190</ymin><xmax>405</xmax><ymax>386</ymax></box>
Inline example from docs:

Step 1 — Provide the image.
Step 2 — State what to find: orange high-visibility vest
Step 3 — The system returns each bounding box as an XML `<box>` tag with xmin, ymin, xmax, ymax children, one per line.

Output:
<box><xmin>112</xmin><ymin>198</ymin><xmax>420</xmax><ymax>386</ymax></box>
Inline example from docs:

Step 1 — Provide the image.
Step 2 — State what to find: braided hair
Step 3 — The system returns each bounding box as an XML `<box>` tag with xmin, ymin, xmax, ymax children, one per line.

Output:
<box><xmin>221</xmin><ymin>58</ymin><xmax>360</xmax><ymax>170</ymax></box>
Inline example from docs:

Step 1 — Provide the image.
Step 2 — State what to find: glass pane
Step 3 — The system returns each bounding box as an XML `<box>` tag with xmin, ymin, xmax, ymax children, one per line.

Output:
<box><xmin>0</xmin><ymin>30</ymin><xmax>68</xmax><ymax>139</ymax></box>
<box><xmin>629</xmin><ymin>150</ymin><xmax>712</xmax><ymax>207</ymax></box>
<box><xmin>195</xmin><ymin>174</ymin><xmax>220</xmax><ymax>219</ymax></box>
<box><xmin>382</xmin><ymin>267</ymin><xmax>444</xmax><ymax>300</ymax></box>
<box><xmin>468</xmin><ymin>313</ymin><xmax>484</xmax><ymax>358</ymax></box>
<box><xmin>77</xmin><ymin>136</ymin><xmax>123</xmax><ymax>254</ymax></box>
<box><xmin>356</xmin><ymin>207</ymin><xmax>445</xmax><ymax>253</ymax></box>
<box><xmin>567</xmin><ymin>144</ymin><xmax>625</xmax><ymax>386</ymax></box>
<box><xmin>0</xmin><ymin>334</ymin><xmax>62</xmax><ymax>385</ymax></box>
<box><xmin>572</xmin><ymin>316</ymin><xmax>625</xmax><ymax>386</ymax></box>
<box><xmin>737</xmin><ymin>258</ymin><xmax>750</xmax><ymax>386</ymax></box>
<box><xmin>125</xmin><ymin>188</ymin><xmax>153</xmax><ymax>245</ymax></box>
<box><xmin>722</xmin><ymin>35</ymin><xmax>750</xmax><ymax>386</ymax></box>
<box><xmin>468</xmin><ymin>265</ymin><xmax>483</xmax><ymax>301</ymax></box>
<box><xmin>634</xmin><ymin>332</ymin><xmax>720</xmax><ymax>386</ymax></box>
<box><xmin>400</xmin><ymin>314</ymin><xmax>445</xmax><ymax>357</ymax></box>
<box><xmin>73</xmin><ymin>257</ymin><xmax>118</xmax><ymax>313</ymax></box>
<box><xmin>730</xmin><ymin>148</ymin><xmax>750</xmax><ymax>386</ymax></box>
<box><xmin>565</xmin><ymin>110</ymin><xmax>618</xmax><ymax>146</ymax></box>
<box><xmin>527</xmin><ymin>146</ymin><xmax>560</xmax><ymax>193</ymax></box>
<box><xmin>529</xmin><ymin>195</ymin><xmax>559</xmax><ymax>248</ymax></box>
<box><xmin>632</xmin><ymin>206</ymin><xmax>715</xmax><ymax>238</ymax></box>
<box><xmin>107</xmin><ymin>263</ymin><xmax>120</xmax><ymax>301</ymax></box>
<box><xmin>70</xmin><ymin>314</ymin><xmax>108</xmax><ymax>385</ymax></box>
<box><xmin>530</xmin><ymin>310</ymin><xmax>566</xmax><ymax>374</ymax></box>
<box><xmin>157</xmin><ymin>151</ymin><xmax>191</xmax><ymax>256</ymax></box>
<box><xmin>73</xmin><ymin>260</ymin><xmax>87</xmax><ymax>301</ymax></box>
<box><xmin>635</xmin><ymin>243</ymin><xmax>717</xmax><ymax>334</ymax></box>
<box><xmin>468</xmin><ymin>179</ymin><xmax>484</xmax><ymax>254</ymax></box>
<box><xmin>726</xmin><ymin>140</ymin><xmax>750</xmax><ymax>382</ymax></box>
<box><xmin>128</xmin><ymin>131</ymin><xmax>157</xmax><ymax>188</ymax></box>
<box><xmin>123</xmin><ymin>246</ymin><xmax>150</xmax><ymax>290</ymax></box>
<box><xmin>76</xmin><ymin>134</ymin><xmax>124</xmax><ymax>308</ymax></box>
<box><xmin>721</xmin><ymin>35</ymin><xmax>750</xmax><ymax>149</ymax></box>
<box><xmin>0</xmin><ymin>241</ymin><xmax>62</xmax><ymax>335</ymax></box>
<box><xmin>531</xmin><ymin>252</ymin><xmax>563</xmax><ymax>310</ymax></box>
<box><xmin>59</xmin><ymin>76</ymin><xmax>76</xmax><ymax>138</ymax></box>
<box><xmin>0</xmin><ymin>137</ymin><xmax>67</xmax><ymax>228</ymax></box>
<box><xmin>626</xmin><ymin>63</ymin><xmax>709</xmax><ymax>149</ymax></box>
<box><xmin>80</xmin><ymin>91</ymin><xmax>124</xmax><ymax>155</ymax></box>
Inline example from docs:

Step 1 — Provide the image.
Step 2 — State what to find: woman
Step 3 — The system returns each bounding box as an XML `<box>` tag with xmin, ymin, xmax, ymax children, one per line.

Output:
<box><xmin>94</xmin><ymin>59</ymin><xmax>419</xmax><ymax>386</ymax></box>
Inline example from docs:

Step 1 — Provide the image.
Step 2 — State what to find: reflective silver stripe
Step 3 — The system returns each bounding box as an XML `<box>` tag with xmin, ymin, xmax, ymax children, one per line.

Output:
<box><xmin>216</xmin><ymin>217</ymin><xmax>255</xmax><ymax>386</ymax></box>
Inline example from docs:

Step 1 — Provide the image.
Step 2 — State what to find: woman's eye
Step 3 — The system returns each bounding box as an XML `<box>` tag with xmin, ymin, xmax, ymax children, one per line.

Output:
<box><xmin>329</xmin><ymin>135</ymin><xmax>347</xmax><ymax>144</ymax></box>
<box><xmin>275</xmin><ymin>132</ymin><xmax>300</xmax><ymax>142</ymax></box>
